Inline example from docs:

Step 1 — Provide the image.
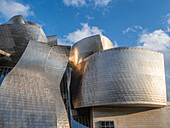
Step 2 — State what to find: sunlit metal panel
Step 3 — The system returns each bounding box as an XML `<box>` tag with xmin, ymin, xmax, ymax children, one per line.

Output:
<box><xmin>0</xmin><ymin>15</ymin><xmax>47</xmax><ymax>67</ymax></box>
<box><xmin>0</xmin><ymin>40</ymin><xmax>70</xmax><ymax>127</ymax></box>
<box><xmin>69</xmin><ymin>35</ymin><xmax>114</xmax><ymax>68</ymax></box>
<box><xmin>71</xmin><ymin>47</ymin><xmax>167</xmax><ymax>108</ymax></box>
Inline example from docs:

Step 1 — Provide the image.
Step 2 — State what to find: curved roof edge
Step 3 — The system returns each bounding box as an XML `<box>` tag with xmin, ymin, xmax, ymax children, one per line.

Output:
<box><xmin>78</xmin><ymin>46</ymin><xmax>163</xmax><ymax>65</ymax></box>
<box><xmin>75</xmin><ymin>102</ymin><xmax>167</xmax><ymax>109</ymax></box>
<box><xmin>69</xmin><ymin>34</ymin><xmax>114</xmax><ymax>68</ymax></box>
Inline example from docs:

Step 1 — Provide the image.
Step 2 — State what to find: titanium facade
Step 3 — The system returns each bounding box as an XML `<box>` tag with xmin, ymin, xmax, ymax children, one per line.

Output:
<box><xmin>47</xmin><ymin>35</ymin><xmax>58</xmax><ymax>44</ymax></box>
<box><xmin>0</xmin><ymin>16</ymin><xmax>71</xmax><ymax>127</ymax></box>
<box><xmin>0</xmin><ymin>15</ymin><xmax>169</xmax><ymax>128</ymax></box>
<box><xmin>69</xmin><ymin>35</ymin><xmax>114</xmax><ymax>68</ymax></box>
<box><xmin>71</xmin><ymin>47</ymin><xmax>167</xmax><ymax>108</ymax></box>
<box><xmin>0</xmin><ymin>15</ymin><xmax>47</xmax><ymax>67</ymax></box>
<box><xmin>0</xmin><ymin>40</ymin><xmax>70</xmax><ymax>127</ymax></box>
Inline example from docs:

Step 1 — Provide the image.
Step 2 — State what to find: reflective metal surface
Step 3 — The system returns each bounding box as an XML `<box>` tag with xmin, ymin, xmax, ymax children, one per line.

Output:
<box><xmin>47</xmin><ymin>35</ymin><xmax>58</xmax><ymax>44</ymax></box>
<box><xmin>0</xmin><ymin>15</ymin><xmax>168</xmax><ymax>128</ymax></box>
<box><xmin>69</xmin><ymin>35</ymin><xmax>114</xmax><ymax>68</ymax></box>
<box><xmin>0</xmin><ymin>15</ymin><xmax>47</xmax><ymax>67</ymax></box>
<box><xmin>71</xmin><ymin>47</ymin><xmax>167</xmax><ymax>108</ymax></box>
<box><xmin>0</xmin><ymin>40</ymin><xmax>70</xmax><ymax>127</ymax></box>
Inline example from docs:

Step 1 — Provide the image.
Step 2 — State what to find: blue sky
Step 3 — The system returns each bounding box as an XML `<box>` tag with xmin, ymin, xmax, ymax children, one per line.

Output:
<box><xmin>0</xmin><ymin>0</ymin><xmax>170</xmax><ymax>99</ymax></box>
<box><xmin>0</xmin><ymin>0</ymin><xmax>169</xmax><ymax>46</ymax></box>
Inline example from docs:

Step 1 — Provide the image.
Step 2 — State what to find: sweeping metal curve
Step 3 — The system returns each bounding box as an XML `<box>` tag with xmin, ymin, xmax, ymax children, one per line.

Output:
<box><xmin>0</xmin><ymin>40</ymin><xmax>70</xmax><ymax>127</ymax></box>
<box><xmin>71</xmin><ymin>47</ymin><xmax>167</xmax><ymax>108</ymax></box>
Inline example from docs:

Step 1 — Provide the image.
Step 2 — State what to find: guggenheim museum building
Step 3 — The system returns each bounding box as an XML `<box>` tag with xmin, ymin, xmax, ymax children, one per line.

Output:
<box><xmin>0</xmin><ymin>15</ymin><xmax>169</xmax><ymax>128</ymax></box>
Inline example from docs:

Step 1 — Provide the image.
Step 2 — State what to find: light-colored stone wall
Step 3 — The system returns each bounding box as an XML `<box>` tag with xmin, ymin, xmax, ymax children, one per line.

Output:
<box><xmin>92</xmin><ymin>102</ymin><xmax>170</xmax><ymax>128</ymax></box>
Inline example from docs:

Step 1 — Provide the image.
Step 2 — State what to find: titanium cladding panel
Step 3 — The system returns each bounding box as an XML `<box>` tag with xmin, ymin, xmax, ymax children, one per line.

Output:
<box><xmin>69</xmin><ymin>35</ymin><xmax>114</xmax><ymax>68</ymax></box>
<box><xmin>0</xmin><ymin>40</ymin><xmax>70</xmax><ymax>127</ymax></box>
<box><xmin>71</xmin><ymin>47</ymin><xmax>167</xmax><ymax>108</ymax></box>
<box><xmin>0</xmin><ymin>15</ymin><xmax>47</xmax><ymax>67</ymax></box>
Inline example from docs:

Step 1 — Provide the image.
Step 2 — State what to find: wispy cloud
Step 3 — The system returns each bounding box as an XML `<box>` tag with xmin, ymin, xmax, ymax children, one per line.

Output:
<box><xmin>58</xmin><ymin>23</ymin><xmax>103</xmax><ymax>45</ymax></box>
<box><xmin>113</xmin><ymin>40</ymin><xmax>118</xmax><ymax>47</ymax></box>
<box><xmin>167</xmin><ymin>18</ymin><xmax>170</xmax><ymax>25</ymax></box>
<box><xmin>123</xmin><ymin>25</ymin><xmax>144</xmax><ymax>34</ymax></box>
<box><xmin>166</xmin><ymin>14</ymin><xmax>170</xmax><ymax>32</ymax></box>
<box><xmin>0</xmin><ymin>0</ymin><xmax>34</xmax><ymax>19</ymax></box>
<box><xmin>63</xmin><ymin>0</ymin><xmax>86</xmax><ymax>7</ymax></box>
<box><xmin>94</xmin><ymin>0</ymin><xmax>112</xmax><ymax>7</ymax></box>
<box><xmin>85</xmin><ymin>15</ymin><xmax>94</xmax><ymax>20</ymax></box>
<box><xmin>166</xmin><ymin>13</ymin><xmax>170</xmax><ymax>25</ymax></box>
<box><xmin>163</xmin><ymin>13</ymin><xmax>170</xmax><ymax>32</ymax></box>
<box><xmin>62</xmin><ymin>0</ymin><xmax>113</xmax><ymax>7</ymax></box>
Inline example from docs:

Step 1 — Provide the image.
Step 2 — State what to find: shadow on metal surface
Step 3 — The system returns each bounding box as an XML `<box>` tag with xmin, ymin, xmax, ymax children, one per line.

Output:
<box><xmin>0</xmin><ymin>40</ymin><xmax>70</xmax><ymax>127</ymax></box>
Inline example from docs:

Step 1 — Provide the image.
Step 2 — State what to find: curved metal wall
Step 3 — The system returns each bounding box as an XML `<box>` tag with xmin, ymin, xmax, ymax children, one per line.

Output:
<box><xmin>69</xmin><ymin>35</ymin><xmax>114</xmax><ymax>68</ymax></box>
<box><xmin>0</xmin><ymin>40</ymin><xmax>70</xmax><ymax>127</ymax></box>
<box><xmin>71</xmin><ymin>47</ymin><xmax>167</xmax><ymax>108</ymax></box>
<box><xmin>0</xmin><ymin>15</ymin><xmax>47</xmax><ymax>67</ymax></box>
<box><xmin>0</xmin><ymin>15</ymin><xmax>168</xmax><ymax>127</ymax></box>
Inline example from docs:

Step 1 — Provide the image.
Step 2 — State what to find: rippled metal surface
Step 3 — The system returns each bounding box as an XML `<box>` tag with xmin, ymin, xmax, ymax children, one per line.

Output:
<box><xmin>47</xmin><ymin>35</ymin><xmax>58</xmax><ymax>44</ymax></box>
<box><xmin>69</xmin><ymin>35</ymin><xmax>114</xmax><ymax>68</ymax></box>
<box><xmin>0</xmin><ymin>14</ymin><xmax>168</xmax><ymax>127</ymax></box>
<box><xmin>71</xmin><ymin>47</ymin><xmax>167</xmax><ymax>108</ymax></box>
<box><xmin>0</xmin><ymin>15</ymin><xmax>47</xmax><ymax>67</ymax></box>
<box><xmin>0</xmin><ymin>40</ymin><xmax>70</xmax><ymax>127</ymax></box>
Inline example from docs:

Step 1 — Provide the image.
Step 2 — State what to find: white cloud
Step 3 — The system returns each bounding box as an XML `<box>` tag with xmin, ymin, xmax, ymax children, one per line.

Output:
<box><xmin>94</xmin><ymin>0</ymin><xmax>112</xmax><ymax>6</ymax></box>
<box><xmin>58</xmin><ymin>38</ymin><xmax>73</xmax><ymax>46</ymax></box>
<box><xmin>113</xmin><ymin>40</ymin><xmax>118</xmax><ymax>47</ymax></box>
<box><xmin>123</xmin><ymin>27</ymin><xmax>132</xmax><ymax>34</ymax></box>
<box><xmin>65</xmin><ymin>23</ymin><xmax>103</xmax><ymax>42</ymax></box>
<box><xmin>163</xmin><ymin>13</ymin><xmax>170</xmax><ymax>32</ymax></box>
<box><xmin>63</xmin><ymin>0</ymin><xmax>86</xmax><ymax>7</ymax></box>
<box><xmin>138</xmin><ymin>29</ymin><xmax>170</xmax><ymax>100</ymax></box>
<box><xmin>63</xmin><ymin>0</ymin><xmax>113</xmax><ymax>7</ymax></box>
<box><xmin>58</xmin><ymin>23</ymin><xmax>103</xmax><ymax>45</ymax></box>
<box><xmin>0</xmin><ymin>0</ymin><xmax>34</xmax><ymax>19</ymax></box>
<box><xmin>166</xmin><ymin>13</ymin><xmax>170</xmax><ymax>25</ymax></box>
<box><xmin>123</xmin><ymin>25</ymin><xmax>143</xmax><ymax>34</ymax></box>
<box><xmin>85</xmin><ymin>15</ymin><xmax>94</xmax><ymax>20</ymax></box>
<box><xmin>167</xmin><ymin>18</ymin><xmax>170</xmax><ymax>25</ymax></box>
<box><xmin>139</xmin><ymin>29</ymin><xmax>170</xmax><ymax>51</ymax></box>
<box><xmin>167</xmin><ymin>27</ymin><xmax>170</xmax><ymax>32</ymax></box>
